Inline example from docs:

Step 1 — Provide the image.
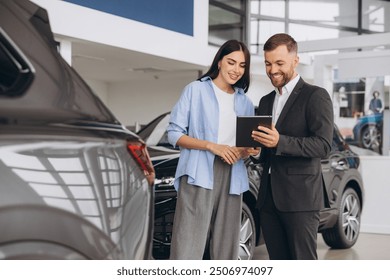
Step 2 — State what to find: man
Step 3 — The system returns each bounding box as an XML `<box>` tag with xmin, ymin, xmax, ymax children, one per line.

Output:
<box><xmin>369</xmin><ymin>90</ymin><xmax>383</xmax><ymax>114</ymax></box>
<box><xmin>251</xmin><ymin>33</ymin><xmax>334</xmax><ymax>260</ymax></box>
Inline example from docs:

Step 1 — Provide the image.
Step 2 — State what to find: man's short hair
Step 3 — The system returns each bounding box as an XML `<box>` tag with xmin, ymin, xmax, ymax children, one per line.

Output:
<box><xmin>263</xmin><ymin>33</ymin><xmax>298</xmax><ymax>54</ymax></box>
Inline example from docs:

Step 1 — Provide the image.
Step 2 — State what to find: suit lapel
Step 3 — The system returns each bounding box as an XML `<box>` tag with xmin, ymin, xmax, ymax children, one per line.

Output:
<box><xmin>275</xmin><ymin>77</ymin><xmax>305</xmax><ymax>129</ymax></box>
<box><xmin>266</xmin><ymin>92</ymin><xmax>276</xmax><ymax>115</ymax></box>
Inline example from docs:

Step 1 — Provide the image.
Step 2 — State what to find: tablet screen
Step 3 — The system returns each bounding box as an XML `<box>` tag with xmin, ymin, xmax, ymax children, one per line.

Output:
<box><xmin>236</xmin><ymin>115</ymin><xmax>272</xmax><ymax>147</ymax></box>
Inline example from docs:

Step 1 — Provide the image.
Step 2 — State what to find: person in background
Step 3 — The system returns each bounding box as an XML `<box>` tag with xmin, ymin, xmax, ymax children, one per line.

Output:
<box><xmin>167</xmin><ymin>39</ymin><xmax>257</xmax><ymax>260</ymax></box>
<box><xmin>251</xmin><ymin>33</ymin><xmax>334</xmax><ymax>260</ymax></box>
<box><xmin>369</xmin><ymin>90</ymin><xmax>383</xmax><ymax>114</ymax></box>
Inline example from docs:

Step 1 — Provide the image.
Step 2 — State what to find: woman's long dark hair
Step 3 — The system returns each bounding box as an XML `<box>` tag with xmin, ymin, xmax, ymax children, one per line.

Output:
<box><xmin>198</xmin><ymin>40</ymin><xmax>251</xmax><ymax>92</ymax></box>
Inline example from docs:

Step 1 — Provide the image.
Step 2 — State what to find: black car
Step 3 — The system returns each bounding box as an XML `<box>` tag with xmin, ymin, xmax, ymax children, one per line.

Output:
<box><xmin>138</xmin><ymin>112</ymin><xmax>365</xmax><ymax>260</ymax></box>
<box><xmin>0</xmin><ymin>0</ymin><xmax>154</xmax><ymax>259</ymax></box>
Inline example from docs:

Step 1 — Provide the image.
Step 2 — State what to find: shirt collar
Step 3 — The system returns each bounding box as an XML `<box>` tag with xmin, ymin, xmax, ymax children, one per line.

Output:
<box><xmin>275</xmin><ymin>74</ymin><xmax>300</xmax><ymax>96</ymax></box>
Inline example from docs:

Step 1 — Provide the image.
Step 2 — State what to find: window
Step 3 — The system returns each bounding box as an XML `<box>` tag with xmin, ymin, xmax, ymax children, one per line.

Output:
<box><xmin>249</xmin><ymin>0</ymin><xmax>390</xmax><ymax>54</ymax></box>
<box><xmin>209</xmin><ymin>0</ymin><xmax>248</xmax><ymax>46</ymax></box>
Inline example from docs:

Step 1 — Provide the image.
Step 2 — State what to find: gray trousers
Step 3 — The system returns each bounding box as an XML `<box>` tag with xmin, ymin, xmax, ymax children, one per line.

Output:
<box><xmin>169</xmin><ymin>157</ymin><xmax>242</xmax><ymax>260</ymax></box>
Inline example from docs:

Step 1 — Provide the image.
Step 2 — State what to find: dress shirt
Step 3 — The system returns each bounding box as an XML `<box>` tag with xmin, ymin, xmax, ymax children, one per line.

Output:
<box><xmin>273</xmin><ymin>74</ymin><xmax>300</xmax><ymax>124</ymax></box>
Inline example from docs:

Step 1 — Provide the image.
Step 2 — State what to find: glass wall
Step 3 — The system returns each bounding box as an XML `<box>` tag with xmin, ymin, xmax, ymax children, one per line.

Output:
<box><xmin>209</xmin><ymin>0</ymin><xmax>390</xmax><ymax>54</ymax></box>
<box><xmin>248</xmin><ymin>0</ymin><xmax>390</xmax><ymax>54</ymax></box>
<box><xmin>207</xmin><ymin>0</ymin><xmax>390</xmax><ymax>155</ymax></box>
<box><xmin>209</xmin><ymin>0</ymin><xmax>248</xmax><ymax>46</ymax></box>
<box><xmin>208</xmin><ymin>1</ymin><xmax>390</xmax><ymax>52</ymax></box>
<box><xmin>332</xmin><ymin>74</ymin><xmax>389</xmax><ymax>155</ymax></box>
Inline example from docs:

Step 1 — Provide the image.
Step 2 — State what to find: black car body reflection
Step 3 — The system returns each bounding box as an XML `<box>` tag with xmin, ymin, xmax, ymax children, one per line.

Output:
<box><xmin>138</xmin><ymin>112</ymin><xmax>365</xmax><ymax>260</ymax></box>
<box><xmin>0</xmin><ymin>0</ymin><xmax>154</xmax><ymax>259</ymax></box>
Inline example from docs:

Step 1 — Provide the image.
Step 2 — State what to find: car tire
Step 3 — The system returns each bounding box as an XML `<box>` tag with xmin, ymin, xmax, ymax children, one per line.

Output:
<box><xmin>360</xmin><ymin>124</ymin><xmax>380</xmax><ymax>150</ymax></box>
<box><xmin>321</xmin><ymin>188</ymin><xmax>361</xmax><ymax>249</ymax></box>
<box><xmin>239</xmin><ymin>201</ymin><xmax>256</xmax><ymax>260</ymax></box>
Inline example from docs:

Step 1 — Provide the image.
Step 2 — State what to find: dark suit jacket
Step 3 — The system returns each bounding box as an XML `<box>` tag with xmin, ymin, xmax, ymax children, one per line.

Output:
<box><xmin>256</xmin><ymin>77</ymin><xmax>333</xmax><ymax>212</ymax></box>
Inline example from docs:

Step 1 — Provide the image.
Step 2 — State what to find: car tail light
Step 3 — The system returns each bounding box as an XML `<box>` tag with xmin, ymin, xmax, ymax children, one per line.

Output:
<box><xmin>127</xmin><ymin>141</ymin><xmax>155</xmax><ymax>186</ymax></box>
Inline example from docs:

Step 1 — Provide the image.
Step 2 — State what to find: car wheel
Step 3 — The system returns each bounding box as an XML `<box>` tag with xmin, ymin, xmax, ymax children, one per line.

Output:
<box><xmin>239</xmin><ymin>201</ymin><xmax>256</xmax><ymax>260</ymax></box>
<box><xmin>322</xmin><ymin>188</ymin><xmax>361</xmax><ymax>249</ymax></box>
<box><xmin>360</xmin><ymin>124</ymin><xmax>381</xmax><ymax>150</ymax></box>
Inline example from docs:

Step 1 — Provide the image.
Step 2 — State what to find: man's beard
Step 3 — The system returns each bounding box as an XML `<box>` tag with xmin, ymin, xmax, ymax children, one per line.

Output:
<box><xmin>269</xmin><ymin>72</ymin><xmax>290</xmax><ymax>88</ymax></box>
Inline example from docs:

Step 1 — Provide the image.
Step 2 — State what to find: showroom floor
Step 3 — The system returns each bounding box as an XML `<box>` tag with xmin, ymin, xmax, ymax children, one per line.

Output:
<box><xmin>253</xmin><ymin>232</ymin><xmax>390</xmax><ymax>260</ymax></box>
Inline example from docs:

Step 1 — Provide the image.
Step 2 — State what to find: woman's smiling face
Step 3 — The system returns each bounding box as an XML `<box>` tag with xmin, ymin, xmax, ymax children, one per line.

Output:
<box><xmin>217</xmin><ymin>50</ymin><xmax>246</xmax><ymax>88</ymax></box>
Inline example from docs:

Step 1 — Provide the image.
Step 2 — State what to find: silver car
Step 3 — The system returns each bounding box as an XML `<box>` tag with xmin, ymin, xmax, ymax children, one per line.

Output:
<box><xmin>0</xmin><ymin>0</ymin><xmax>154</xmax><ymax>259</ymax></box>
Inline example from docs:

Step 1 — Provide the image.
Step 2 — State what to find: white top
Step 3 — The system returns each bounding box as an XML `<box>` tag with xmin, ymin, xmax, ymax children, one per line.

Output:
<box><xmin>212</xmin><ymin>82</ymin><xmax>236</xmax><ymax>146</ymax></box>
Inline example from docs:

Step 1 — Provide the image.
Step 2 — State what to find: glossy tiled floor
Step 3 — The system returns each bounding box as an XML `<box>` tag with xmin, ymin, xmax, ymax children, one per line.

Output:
<box><xmin>253</xmin><ymin>232</ymin><xmax>390</xmax><ymax>260</ymax></box>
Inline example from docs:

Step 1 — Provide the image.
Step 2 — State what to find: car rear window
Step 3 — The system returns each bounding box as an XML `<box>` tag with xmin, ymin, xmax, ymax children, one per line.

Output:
<box><xmin>0</xmin><ymin>27</ymin><xmax>34</xmax><ymax>97</ymax></box>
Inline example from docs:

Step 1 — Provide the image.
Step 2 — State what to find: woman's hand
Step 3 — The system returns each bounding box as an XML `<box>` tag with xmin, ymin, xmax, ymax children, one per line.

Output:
<box><xmin>238</xmin><ymin>147</ymin><xmax>261</xmax><ymax>159</ymax></box>
<box><xmin>207</xmin><ymin>143</ymin><xmax>241</xmax><ymax>165</ymax></box>
<box><xmin>241</xmin><ymin>148</ymin><xmax>261</xmax><ymax>158</ymax></box>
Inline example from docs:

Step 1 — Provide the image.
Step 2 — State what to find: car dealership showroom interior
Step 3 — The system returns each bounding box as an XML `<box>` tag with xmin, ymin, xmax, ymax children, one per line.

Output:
<box><xmin>1</xmin><ymin>0</ymin><xmax>390</xmax><ymax>266</ymax></box>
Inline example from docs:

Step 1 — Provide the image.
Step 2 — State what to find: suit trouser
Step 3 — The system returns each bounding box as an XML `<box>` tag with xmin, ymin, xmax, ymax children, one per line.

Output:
<box><xmin>170</xmin><ymin>157</ymin><xmax>242</xmax><ymax>260</ymax></box>
<box><xmin>260</xmin><ymin>175</ymin><xmax>320</xmax><ymax>260</ymax></box>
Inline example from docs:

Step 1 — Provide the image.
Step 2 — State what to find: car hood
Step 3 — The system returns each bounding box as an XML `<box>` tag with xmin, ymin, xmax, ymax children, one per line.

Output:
<box><xmin>356</xmin><ymin>113</ymin><xmax>383</xmax><ymax>123</ymax></box>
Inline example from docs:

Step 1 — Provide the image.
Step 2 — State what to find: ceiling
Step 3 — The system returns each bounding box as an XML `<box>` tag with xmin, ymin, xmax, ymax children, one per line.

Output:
<box><xmin>59</xmin><ymin>0</ymin><xmax>390</xmax><ymax>84</ymax></box>
<box><xmin>68</xmin><ymin>39</ymin><xmax>206</xmax><ymax>83</ymax></box>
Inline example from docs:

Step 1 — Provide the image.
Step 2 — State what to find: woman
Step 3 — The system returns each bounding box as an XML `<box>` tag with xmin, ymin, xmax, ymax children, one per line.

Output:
<box><xmin>167</xmin><ymin>40</ymin><xmax>257</xmax><ymax>260</ymax></box>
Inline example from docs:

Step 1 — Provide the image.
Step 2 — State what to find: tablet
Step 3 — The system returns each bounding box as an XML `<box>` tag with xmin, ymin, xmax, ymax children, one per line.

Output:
<box><xmin>236</xmin><ymin>115</ymin><xmax>272</xmax><ymax>147</ymax></box>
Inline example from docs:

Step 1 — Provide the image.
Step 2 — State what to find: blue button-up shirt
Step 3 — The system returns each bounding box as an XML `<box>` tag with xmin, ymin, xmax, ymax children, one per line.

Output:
<box><xmin>167</xmin><ymin>76</ymin><xmax>255</xmax><ymax>195</ymax></box>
